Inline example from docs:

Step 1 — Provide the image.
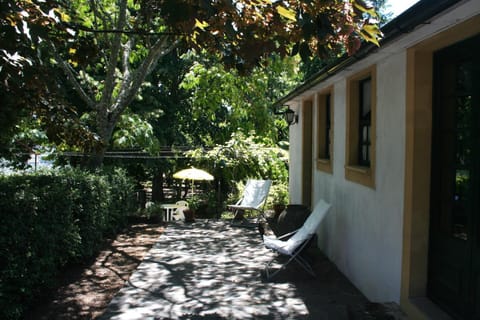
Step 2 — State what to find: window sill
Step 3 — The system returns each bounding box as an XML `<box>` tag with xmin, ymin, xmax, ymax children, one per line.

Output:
<box><xmin>345</xmin><ymin>165</ymin><xmax>375</xmax><ymax>188</ymax></box>
<box><xmin>316</xmin><ymin>159</ymin><xmax>333</xmax><ymax>174</ymax></box>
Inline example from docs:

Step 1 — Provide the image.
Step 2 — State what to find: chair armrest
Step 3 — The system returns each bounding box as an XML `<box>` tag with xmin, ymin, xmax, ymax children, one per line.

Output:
<box><xmin>227</xmin><ymin>198</ymin><xmax>243</xmax><ymax>208</ymax></box>
<box><xmin>227</xmin><ymin>205</ymin><xmax>260</xmax><ymax>211</ymax></box>
<box><xmin>276</xmin><ymin>228</ymin><xmax>300</xmax><ymax>240</ymax></box>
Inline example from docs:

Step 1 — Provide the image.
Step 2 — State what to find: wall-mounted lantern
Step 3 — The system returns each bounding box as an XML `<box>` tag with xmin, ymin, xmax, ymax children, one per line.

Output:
<box><xmin>274</xmin><ymin>105</ymin><xmax>298</xmax><ymax>126</ymax></box>
<box><xmin>284</xmin><ymin>108</ymin><xmax>298</xmax><ymax>126</ymax></box>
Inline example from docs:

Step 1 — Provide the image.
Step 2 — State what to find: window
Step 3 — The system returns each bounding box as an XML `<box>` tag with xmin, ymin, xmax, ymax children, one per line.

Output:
<box><xmin>317</xmin><ymin>88</ymin><xmax>333</xmax><ymax>173</ymax></box>
<box><xmin>345</xmin><ymin>67</ymin><xmax>376</xmax><ymax>188</ymax></box>
<box><xmin>358</xmin><ymin>78</ymin><xmax>371</xmax><ymax>166</ymax></box>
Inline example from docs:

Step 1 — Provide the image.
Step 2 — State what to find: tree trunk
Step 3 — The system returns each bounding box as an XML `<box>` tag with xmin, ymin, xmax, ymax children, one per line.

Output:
<box><xmin>53</xmin><ymin>5</ymin><xmax>181</xmax><ymax>171</ymax></box>
<box><xmin>152</xmin><ymin>171</ymin><xmax>164</xmax><ymax>202</ymax></box>
<box><xmin>89</xmin><ymin>146</ymin><xmax>107</xmax><ymax>170</ymax></box>
<box><xmin>88</xmin><ymin>109</ymin><xmax>115</xmax><ymax>170</ymax></box>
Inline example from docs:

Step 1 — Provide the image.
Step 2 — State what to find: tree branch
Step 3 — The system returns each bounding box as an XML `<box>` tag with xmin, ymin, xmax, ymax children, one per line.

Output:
<box><xmin>114</xmin><ymin>37</ymin><xmax>134</xmax><ymax>112</ymax></box>
<box><xmin>110</xmin><ymin>37</ymin><xmax>181</xmax><ymax>123</ymax></box>
<box><xmin>89</xmin><ymin>0</ymin><xmax>110</xmax><ymax>63</ymax></box>
<box><xmin>49</xmin><ymin>42</ymin><xmax>95</xmax><ymax>109</ymax></box>
<box><xmin>63</xmin><ymin>22</ymin><xmax>185</xmax><ymax>36</ymax></box>
<box><xmin>101</xmin><ymin>0</ymin><xmax>128</xmax><ymax>108</ymax></box>
<box><xmin>121</xmin><ymin>37</ymin><xmax>134</xmax><ymax>74</ymax></box>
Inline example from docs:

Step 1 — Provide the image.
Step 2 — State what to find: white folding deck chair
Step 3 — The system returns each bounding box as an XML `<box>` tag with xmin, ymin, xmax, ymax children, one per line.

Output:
<box><xmin>227</xmin><ymin>179</ymin><xmax>272</xmax><ymax>222</ymax></box>
<box><xmin>263</xmin><ymin>199</ymin><xmax>331</xmax><ymax>280</ymax></box>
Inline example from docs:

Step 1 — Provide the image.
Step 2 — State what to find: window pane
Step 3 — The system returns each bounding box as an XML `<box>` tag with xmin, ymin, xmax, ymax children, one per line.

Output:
<box><xmin>362</xmin><ymin>145</ymin><xmax>369</xmax><ymax>163</ymax></box>
<box><xmin>325</xmin><ymin>94</ymin><xmax>331</xmax><ymax>159</ymax></box>
<box><xmin>359</xmin><ymin>77</ymin><xmax>371</xmax><ymax>167</ymax></box>
<box><xmin>363</xmin><ymin>126</ymin><xmax>369</xmax><ymax>143</ymax></box>
<box><xmin>456</xmin><ymin>61</ymin><xmax>472</xmax><ymax>93</ymax></box>
<box><xmin>360</xmin><ymin>78</ymin><xmax>372</xmax><ymax>117</ymax></box>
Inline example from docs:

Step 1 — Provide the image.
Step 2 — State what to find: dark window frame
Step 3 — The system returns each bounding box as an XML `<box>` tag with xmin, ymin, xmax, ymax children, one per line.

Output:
<box><xmin>316</xmin><ymin>88</ymin><xmax>334</xmax><ymax>174</ymax></box>
<box><xmin>345</xmin><ymin>66</ymin><xmax>376</xmax><ymax>188</ymax></box>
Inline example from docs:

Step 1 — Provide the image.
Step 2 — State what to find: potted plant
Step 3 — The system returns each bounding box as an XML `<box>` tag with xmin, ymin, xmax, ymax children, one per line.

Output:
<box><xmin>271</xmin><ymin>184</ymin><xmax>289</xmax><ymax>217</ymax></box>
<box><xmin>184</xmin><ymin>196</ymin><xmax>200</xmax><ymax>222</ymax></box>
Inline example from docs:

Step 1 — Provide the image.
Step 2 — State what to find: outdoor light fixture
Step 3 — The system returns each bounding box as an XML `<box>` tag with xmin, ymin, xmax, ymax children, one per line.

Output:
<box><xmin>284</xmin><ymin>108</ymin><xmax>298</xmax><ymax>126</ymax></box>
<box><xmin>274</xmin><ymin>105</ymin><xmax>298</xmax><ymax>126</ymax></box>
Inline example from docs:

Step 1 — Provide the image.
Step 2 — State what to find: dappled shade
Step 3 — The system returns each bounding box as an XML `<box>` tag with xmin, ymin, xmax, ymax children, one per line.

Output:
<box><xmin>99</xmin><ymin>221</ymin><xmax>308</xmax><ymax>319</ymax></box>
<box><xmin>98</xmin><ymin>220</ymin><xmax>392</xmax><ymax>319</ymax></box>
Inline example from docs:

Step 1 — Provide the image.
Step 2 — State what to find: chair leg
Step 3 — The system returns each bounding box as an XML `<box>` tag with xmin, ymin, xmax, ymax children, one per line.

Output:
<box><xmin>255</xmin><ymin>211</ymin><xmax>267</xmax><ymax>224</ymax></box>
<box><xmin>230</xmin><ymin>209</ymin><xmax>245</xmax><ymax>225</ymax></box>
<box><xmin>294</xmin><ymin>255</ymin><xmax>316</xmax><ymax>277</ymax></box>
<box><xmin>265</xmin><ymin>253</ymin><xmax>316</xmax><ymax>280</ymax></box>
<box><xmin>265</xmin><ymin>255</ymin><xmax>290</xmax><ymax>280</ymax></box>
<box><xmin>265</xmin><ymin>254</ymin><xmax>298</xmax><ymax>280</ymax></box>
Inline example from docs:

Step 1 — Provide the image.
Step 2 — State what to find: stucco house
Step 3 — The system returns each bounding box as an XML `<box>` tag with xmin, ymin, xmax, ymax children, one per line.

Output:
<box><xmin>277</xmin><ymin>0</ymin><xmax>480</xmax><ymax>319</ymax></box>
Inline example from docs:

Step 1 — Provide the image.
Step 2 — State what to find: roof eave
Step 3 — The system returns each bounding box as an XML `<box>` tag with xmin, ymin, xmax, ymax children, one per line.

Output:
<box><xmin>275</xmin><ymin>0</ymin><xmax>462</xmax><ymax>107</ymax></box>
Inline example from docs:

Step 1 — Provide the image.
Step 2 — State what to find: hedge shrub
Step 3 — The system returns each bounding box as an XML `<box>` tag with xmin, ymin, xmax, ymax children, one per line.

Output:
<box><xmin>0</xmin><ymin>168</ymin><xmax>135</xmax><ymax>319</ymax></box>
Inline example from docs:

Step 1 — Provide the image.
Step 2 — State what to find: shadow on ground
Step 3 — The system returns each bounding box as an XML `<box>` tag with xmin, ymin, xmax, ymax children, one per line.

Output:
<box><xmin>99</xmin><ymin>220</ymin><xmax>404</xmax><ymax>320</ymax></box>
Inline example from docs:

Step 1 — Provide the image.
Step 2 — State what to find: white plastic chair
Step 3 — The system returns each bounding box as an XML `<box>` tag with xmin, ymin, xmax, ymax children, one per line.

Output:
<box><xmin>172</xmin><ymin>200</ymin><xmax>188</xmax><ymax>221</ymax></box>
<box><xmin>263</xmin><ymin>200</ymin><xmax>331</xmax><ymax>280</ymax></box>
<box><xmin>227</xmin><ymin>179</ymin><xmax>272</xmax><ymax>222</ymax></box>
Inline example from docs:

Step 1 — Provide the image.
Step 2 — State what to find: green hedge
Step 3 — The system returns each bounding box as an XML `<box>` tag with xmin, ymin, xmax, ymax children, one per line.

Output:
<box><xmin>0</xmin><ymin>168</ymin><xmax>135</xmax><ymax>319</ymax></box>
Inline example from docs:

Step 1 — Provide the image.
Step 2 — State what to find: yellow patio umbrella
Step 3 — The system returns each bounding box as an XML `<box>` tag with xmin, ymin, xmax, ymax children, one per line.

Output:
<box><xmin>173</xmin><ymin>167</ymin><xmax>214</xmax><ymax>195</ymax></box>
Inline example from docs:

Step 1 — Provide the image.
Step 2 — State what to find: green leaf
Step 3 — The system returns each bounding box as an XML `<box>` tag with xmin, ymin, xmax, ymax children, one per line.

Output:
<box><xmin>195</xmin><ymin>19</ymin><xmax>209</xmax><ymax>31</ymax></box>
<box><xmin>276</xmin><ymin>6</ymin><xmax>296</xmax><ymax>21</ymax></box>
<box><xmin>361</xmin><ymin>23</ymin><xmax>382</xmax><ymax>46</ymax></box>
<box><xmin>54</xmin><ymin>8</ymin><xmax>71</xmax><ymax>22</ymax></box>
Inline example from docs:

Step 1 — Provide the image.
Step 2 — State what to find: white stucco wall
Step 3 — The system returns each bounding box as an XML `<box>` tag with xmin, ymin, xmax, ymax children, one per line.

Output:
<box><xmin>310</xmin><ymin>52</ymin><xmax>408</xmax><ymax>303</ymax></box>
<box><xmin>288</xmin><ymin>51</ymin><xmax>408</xmax><ymax>302</ymax></box>
<box><xmin>288</xmin><ymin>102</ymin><xmax>303</xmax><ymax>204</ymax></box>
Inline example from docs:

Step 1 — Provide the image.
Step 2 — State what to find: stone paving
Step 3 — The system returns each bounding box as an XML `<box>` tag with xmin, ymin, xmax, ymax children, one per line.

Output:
<box><xmin>99</xmin><ymin>220</ymin><xmax>405</xmax><ymax>320</ymax></box>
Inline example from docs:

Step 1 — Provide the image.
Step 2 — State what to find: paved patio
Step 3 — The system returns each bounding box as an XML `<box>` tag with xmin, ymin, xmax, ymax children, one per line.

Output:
<box><xmin>99</xmin><ymin>220</ymin><xmax>403</xmax><ymax>320</ymax></box>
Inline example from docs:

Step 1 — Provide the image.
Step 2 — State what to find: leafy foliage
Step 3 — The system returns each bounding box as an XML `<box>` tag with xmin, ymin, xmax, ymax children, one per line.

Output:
<box><xmin>143</xmin><ymin>202</ymin><xmax>165</xmax><ymax>221</ymax></box>
<box><xmin>1</xmin><ymin>0</ymin><xmax>381</xmax><ymax>168</ymax></box>
<box><xmin>269</xmin><ymin>183</ymin><xmax>289</xmax><ymax>206</ymax></box>
<box><xmin>128</xmin><ymin>49</ymin><xmax>194</xmax><ymax>148</ymax></box>
<box><xmin>144</xmin><ymin>0</ymin><xmax>382</xmax><ymax>72</ymax></box>
<box><xmin>0</xmin><ymin>1</ymin><xmax>96</xmax><ymax>161</ymax></box>
<box><xmin>188</xmin><ymin>132</ymin><xmax>288</xmax><ymax>183</ymax></box>
<box><xmin>112</xmin><ymin>113</ymin><xmax>160</xmax><ymax>153</ymax></box>
<box><xmin>185</xmin><ymin>132</ymin><xmax>288</xmax><ymax>212</ymax></box>
<box><xmin>0</xmin><ymin>168</ymin><xmax>135</xmax><ymax>319</ymax></box>
<box><xmin>300</xmin><ymin>0</ymin><xmax>392</xmax><ymax>80</ymax></box>
<box><xmin>101</xmin><ymin>50</ymin><xmax>297</xmax><ymax>202</ymax></box>
<box><xmin>180</xmin><ymin>52</ymin><xmax>300</xmax><ymax>145</ymax></box>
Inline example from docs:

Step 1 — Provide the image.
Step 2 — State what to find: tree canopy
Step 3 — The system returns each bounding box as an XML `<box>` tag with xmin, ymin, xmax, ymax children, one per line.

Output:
<box><xmin>1</xmin><ymin>0</ymin><xmax>382</xmax><ymax>168</ymax></box>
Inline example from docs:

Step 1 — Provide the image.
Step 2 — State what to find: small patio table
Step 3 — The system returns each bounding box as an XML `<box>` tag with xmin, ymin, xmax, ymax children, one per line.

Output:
<box><xmin>159</xmin><ymin>203</ymin><xmax>180</xmax><ymax>221</ymax></box>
